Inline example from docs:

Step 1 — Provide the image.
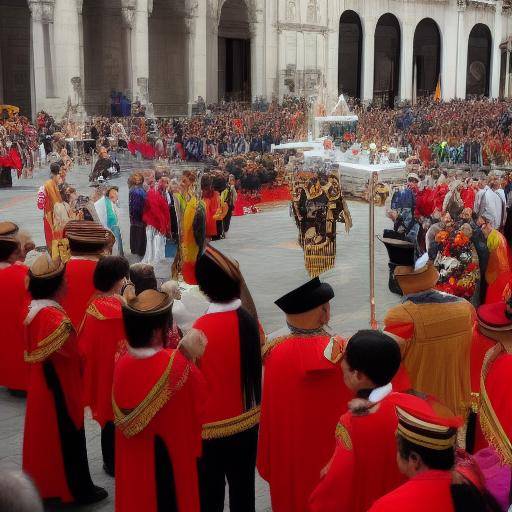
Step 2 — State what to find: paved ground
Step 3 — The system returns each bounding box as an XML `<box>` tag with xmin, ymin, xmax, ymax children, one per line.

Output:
<box><xmin>0</xmin><ymin>158</ymin><xmax>400</xmax><ymax>511</ymax></box>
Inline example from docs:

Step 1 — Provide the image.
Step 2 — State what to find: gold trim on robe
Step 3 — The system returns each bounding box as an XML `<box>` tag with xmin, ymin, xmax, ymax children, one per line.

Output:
<box><xmin>202</xmin><ymin>406</ymin><xmax>261</xmax><ymax>440</ymax></box>
<box><xmin>335</xmin><ymin>423</ymin><xmax>353</xmax><ymax>451</ymax></box>
<box><xmin>24</xmin><ymin>319</ymin><xmax>73</xmax><ymax>363</ymax></box>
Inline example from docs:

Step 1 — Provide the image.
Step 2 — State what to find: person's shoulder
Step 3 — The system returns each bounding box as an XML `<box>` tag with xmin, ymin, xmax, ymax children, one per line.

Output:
<box><xmin>368</xmin><ymin>482</ymin><xmax>411</xmax><ymax>511</ymax></box>
<box><xmin>87</xmin><ymin>295</ymin><xmax>123</xmax><ymax>321</ymax></box>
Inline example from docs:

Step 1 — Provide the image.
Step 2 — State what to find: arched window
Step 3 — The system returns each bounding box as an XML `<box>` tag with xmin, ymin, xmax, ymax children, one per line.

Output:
<box><xmin>466</xmin><ymin>24</ymin><xmax>492</xmax><ymax>97</ymax></box>
<box><xmin>374</xmin><ymin>13</ymin><xmax>401</xmax><ymax>108</ymax></box>
<box><xmin>338</xmin><ymin>11</ymin><xmax>362</xmax><ymax>99</ymax></box>
<box><xmin>413</xmin><ymin>19</ymin><xmax>441</xmax><ymax>98</ymax></box>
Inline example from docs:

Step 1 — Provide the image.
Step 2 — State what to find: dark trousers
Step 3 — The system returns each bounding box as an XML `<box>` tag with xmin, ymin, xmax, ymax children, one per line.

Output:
<box><xmin>198</xmin><ymin>426</ymin><xmax>258</xmax><ymax>512</ymax></box>
<box><xmin>101</xmin><ymin>421</ymin><xmax>115</xmax><ymax>476</ymax></box>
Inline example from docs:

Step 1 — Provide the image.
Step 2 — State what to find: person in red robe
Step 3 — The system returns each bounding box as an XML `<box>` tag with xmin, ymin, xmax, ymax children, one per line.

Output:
<box><xmin>257</xmin><ymin>277</ymin><xmax>352</xmax><ymax>512</ymax></box>
<box><xmin>308</xmin><ymin>330</ymin><xmax>438</xmax><ymax>512</ymax></box>
<box><xmin>60</xmin><ymin>220</ymin><xmax>115</xmax><ymax>330</ymax></box>
<box><xmin>113</xmin><ymin>289</ymin><xmax>205</xmax><ymax>512</ymax></box>
<box><xmin>23</xmin><ymin>255</ymin><xmax>107</xmax><ymax>506</ymax></box>
<box><xmin>193</xmin><ymin>246</ymin><xmax>262</xmax><ymax>512</ymax></box>
<box><xmin>78</xmin><ymin>255</ymin><xmax>130</xmax><ymax>476</ymax></box>
<box><xmin>0</xmin><ymin>222</ymin><xmax>30</xmax><ymax>393</ymax></box>
<box><xmin>368</xmin><ymin>405</ymin><xmax>498</xmax><ymax>512</ymax></box>
<box><xmin>201</xmin><ymin>174</ymin><xmax>221</xmax><ymax>239</ymax></box>
<box><xmin>471</xmin><ymin>300</ymin><xmax>512</xmax><ymax>465</ymax></box>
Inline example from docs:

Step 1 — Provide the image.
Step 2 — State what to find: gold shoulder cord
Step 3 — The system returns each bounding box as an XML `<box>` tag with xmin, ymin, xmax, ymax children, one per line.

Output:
<box><xmin>113</xmin><ymin>351</ymin><xmax>191</xmax><ymax>438</ymax></box>
<box><xmin>202</xmin><ymin>406</ymin><xmax>261</xmax><ymax>440</ymax></box>
<box><xmin>86</xmin><ymin>302</ymin><xmax>106</xmax><ymax>321</ymax></box>
<box><xmin>479</xmin><ymin>344</ymin><xmax>512</xmax><ymax>465</ymax></box>
<box><xmin>261</xmin><ymin>335</ymin><xmax>293</xmax><ymax>361</ymax></box>
<box><xmin>24</xmin><ymin>319</ymin><xmax>73</xmax><ymax>364</ymax></box>
<box><xmin>335</xmin><ymin>422</ymin><xmax>353</xmax><ymax>451</ymax></box>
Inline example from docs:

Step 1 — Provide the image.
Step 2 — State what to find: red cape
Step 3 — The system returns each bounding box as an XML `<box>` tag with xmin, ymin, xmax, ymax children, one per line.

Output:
<box><xmin>114</xmin><ymin>350</ymin><xmax>205</xmax><ymax>512</ymax></box>
<box><xmin>309</xmin><ymin>393</ymin><xmax>439</xmax><ymax>512</ymax></box>
<box><xmin>0</xmin><ymin>264</ymin><xmax>29</xmax><ymax>390</ymax></box>
<box><xmin>60</xmin><ymin>258</ymin><xmax>98</xmax><ymax>331</ymax></box>
<box><xmin>368</xmin><ymin>470</ymin><xmax>454</xmax><ymax>512</ymax></box>
<box><xmin>143</xmin><ymin>189</ymin><xmax>170</xmax><ymax>235</ymax></box>
<box><xmin>23</xmin><ymin>306</ymin><xmax>84</xmax><ymax>503</ymax></box>
<box><xmin>257</xmin><ymin>334</ymin><xmax>353</xmax><ymax>512</ymax></box>
<box><xmin>78</xmin><ymin>296</ymin><xmax>126</xmax><ymax>426</ymax></box>
<box><xmin>203</xmin><ymin>192</ymin><xmax>220</xmax><ymax>238</ymax></box>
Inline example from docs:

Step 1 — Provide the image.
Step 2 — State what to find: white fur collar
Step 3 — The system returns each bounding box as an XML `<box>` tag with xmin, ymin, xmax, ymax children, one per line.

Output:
<box><xmin>24</xmin><ymin>299</ymin><xmax>64</xmax><ymax>325</ymax></box>
<box><xmin>368</xmin><ymin>383</ymin><xmax>393</xmax><ymax>403</ymax></box>
<box><xmin>206</xmin><ymin>299</ymin><xmax>241</xmax><ymax>315</ymax></box>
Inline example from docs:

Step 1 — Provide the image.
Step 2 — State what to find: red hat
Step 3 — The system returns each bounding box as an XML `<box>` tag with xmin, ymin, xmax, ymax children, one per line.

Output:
<box><xmin>477</xmin><ymin>301</ymin><xmax>512</xmax><ymax>331</ymax></box>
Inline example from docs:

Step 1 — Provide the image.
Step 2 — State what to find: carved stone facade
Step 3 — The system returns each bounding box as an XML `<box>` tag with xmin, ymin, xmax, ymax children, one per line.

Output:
<box><xmin>1</xmin><ymin>0</ymin><xmax>512</xmax><ymax>118</ymax></box>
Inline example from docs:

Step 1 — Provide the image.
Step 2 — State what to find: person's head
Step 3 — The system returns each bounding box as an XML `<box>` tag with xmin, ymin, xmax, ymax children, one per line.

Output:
<box><xmin>50</xmin><ymin>162</ymin><xmax>60</xmax><ymax>181</ymax></box>
<box><xmin>27</xmin><ymin>255</ymin><xmax>66</xmax><ymax>300</ymax></box>
<box><xmin>0</xmin><ymin>222</ymin><xmax>21</xmax><ymax>263</ymax></box>
<box><xmin>158</xmin><ymin>177</ymin><xmax>169</xmax><ymax>191</ymax></box>
<box><xmin>478</xmin><ymin>214</ymin><xmax>494</xmax><ymax>236</ymax></box>
<box><xmin>107</xmin><ymin>186</ymin><xmax>119</xmax><ymax>203</ymax></box>
<box><xmin>93</xmin><ymin>256</ymin><xmax>129</xmax><ymax>294</ymax></box>
<box><xmin>169</xmin><ymin>178</ymin><xmax>179</xmax><ymax>194</ymax></box>
<box><xmin>64</xmin><ymin>221</ymin><xmax>115</xmax><ymax>256</ymax></box>
<box><xmin>341</xmin><ymin>330</ymin><xmax>401</xmax><ymax>392</ymax></box>
<box><xmin>128</xmin><ymin>172</ymin><xmax>144</xmax><ymax>187</ymax></box>
<box><xmin>129</xmin><ymin>263</ymin><xmax>157</xmax><ymax>294</ymax></box>
<box><xmin>229</xmin><ymin>174</ymin><xmax>236</xmax><ymax>186</ymax></box>
<box><xmin>460</xmin><ymin>207</ymin><xmax>472</xmax><ymax>222</ymax></box>
<box><xmin>478</xmin><ymin>178</ymin><xmax>487</xmax><ymax>189</ymax></box>
<box><xmin>98</xmin><ymin>146</ymin><xmax>108</xmax><ymax>159</ymax></box>
<box><xmin>0</xmin><ymin>470</ymin><xmax>44</xmax><ymax>512</ymax></box>
<box><xmin>122</xmin><ymin>290</ymin><xmax>173</xmax><ymax>349</ymax></box>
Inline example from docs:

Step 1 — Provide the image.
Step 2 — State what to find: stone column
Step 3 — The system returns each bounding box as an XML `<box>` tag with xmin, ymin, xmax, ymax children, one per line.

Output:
<box><xmin>132</xmin><ymin>0</ymin><xmax>153</xmax><ymax>115</ymax></box>
<box><xmin>400</xmin><ymin>21</ymin><xmax>414</xmax><ymax>102</ymax></box>
<box><xmin>362</xmin><ymin>18</ymin><xmax>376</xmax><ymax>102</ymax></box>
<box><xmin>28</xmin><ymin>0</ymin><xmax>56</xmax><ymax>107</ymax></box>
<box><xmin>491</xmin><ymin>0</ymin><xmax>503</xmax><ymax>98</ymax></box>
<box><xmin>455</xmin><ymin>0</ymin><xmax>467</xmax><ymax>99</ymax></box>
<box><xmin>326</xmin><ymin>24</ymin><xmax>339</xmax><ymax>106</ymax></box>
<box><xmin>506</xmin><ymin>40</ymin><xmax>511</xmax><ymax>98</ymax></box>
<box><xmin>250</xmin><ymin>8</ymin><xmax>265</xmax><ymax>101</ymax></box>
<box><xmin>77</xmin><ymin>0</ymin><xmax>84</xmax><ymax>89</ymax></box>
<box><xmin>121</xmin><ymin>0</ymin><xmax>136</xmax><ymax>101</ymax></box>
<box><xmin>277</xmin><ymin>27</ymin><xmax>286</xmax><ymax>101</ymax></box>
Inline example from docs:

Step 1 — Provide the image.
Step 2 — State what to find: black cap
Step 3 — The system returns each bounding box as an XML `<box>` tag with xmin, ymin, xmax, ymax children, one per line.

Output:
<box><xmin>275</xmin><ymin>277</ymin><xmax>334</xmax><ymax>314</ymax></box>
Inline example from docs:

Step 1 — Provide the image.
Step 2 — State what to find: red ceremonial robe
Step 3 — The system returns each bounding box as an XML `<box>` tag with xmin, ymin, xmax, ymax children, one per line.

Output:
<box><xmin>368</xmin><ymin>470</ymin><xmax>455</xmax><ymax>512</ymax></box>
<box><xmin>113</xmin><ymin>349</ymin><xmax>204</xmax><ymax>512</ymax></box>
<box><xmin>257</xmin><ymin>330</ymin><xmax>353</xmax><ymax>512</ymax></box>
<box><xmin>23</xmin><ymin>304</ymin><xmax>95</xmax><ymax>503</ymax></box>
<box><xmin>60</xmin><ymin>258</ymin><xmax>98</xmax><ymax>331</ymax></box>
<box><xmin>308</xmin><ymin>392</ymin><xmax>438</xmax><ymax>512</ymax></box>
<box><xmin>0</xmin><ymin>263</ymin><xmax>29</xmax><ymax>390</ymax></box>
<box><xmin>78</xmin><ymin>295</ymin><xmax>126</xmax><ymax>426</ymax></box>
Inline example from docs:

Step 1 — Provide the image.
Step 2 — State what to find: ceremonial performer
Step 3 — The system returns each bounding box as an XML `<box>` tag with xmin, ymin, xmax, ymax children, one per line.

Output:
<box><xmin>113</xmin><ymin>289</ymin><xmax>205</xmax><ymax>512</ymax></box>
<box><xmin>194</xmin><ymin>246</ymin><xmax>262</xmax><ymax>512</ymax></box>
<box><xmin>128</xmin><ymin>172</ymin><xmax>147</xmax><ymax>257</ymax></box>
<box><xmin>0</xmin><ymin>222</ymin><xmax>30</xmax><ymax>393</ymax></box>
<box><xmin>368</xmin><ymin>406</ymin><xmax>498</xmax><ymax>512</ymax></box>
<box><xmin>23</xmin><ymin>255</ymin><xmax>107</xmax><ymax>506</ymax></box>
<box><xmin>472</xmin><ymin>300</ymin><xmax>512</xmax><ymax>468</ymax></box>
<box><xmin>60</xmin><ymin>221</ymin><xmax>114</xmax><ymax>330</ymax></box>
<box><xmin>384</xmin><ymin>254</ymin><xmax>473</xmax><ymax>416</ymax></box>
<box><xmin>78</xmin><ymin>256</ymin><xmax>130</xmax><ymax>476</ymax></box>
<box><xmin>42</xmin><ymin>162</ymin><xmax>63</xmax><ymax>249</ymax></box>
<box><xmin>257</xmin><ymin>277</ymin><xmax>352</xmax><ymax>512</ymax></box>
<box><xmin>309</xmin><ymin>330</ymin><xmax>432</xmax><ymax>512</ymax></box>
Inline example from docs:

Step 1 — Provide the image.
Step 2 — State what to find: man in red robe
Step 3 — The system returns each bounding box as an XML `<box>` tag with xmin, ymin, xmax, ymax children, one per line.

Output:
<box><xmin>471</xmin><ymin>300</ymin><xmax>512</xmax><ymax>462</ymax></box>
<box><xmin>23</xmin><ymin>255</ymin><xmax>106</xmax><ymax>506</ymax></box>
<box><xmin>193</xmin><ymin>246</ymin><xmax>262</xmax><ymax>512</ymax></box>
<box><xmin>257</xmin><ymin>277</ymin><xmax>353</xmax><ymax>512</ymax></box>
<box><xmin>0</xmin><ymin>222</ymin><xmax>30</xmax><ymax>393</ymax></box>
<box><xmin>368</xmin><ymin>406</ymin><xmax>496</xmax><ymax>512</ymax></box>
<box><xmin>78</xmin><ymin>255</ymin><xmax>130</xmax><ymax>476</ymax></box>
<box><xmin>60</xmin><ymin>220</ymin><xmax>115</xmax><ymax>330</ymax></box>
<box><xmin>309</xmin><ymin>330</ymin><xmax>436</xmax><ymax>512</ymax></box>
<box><xmin>113</xmin><ymin>289</ymin><xmax>205</xmax><ymax>512</ymax></box>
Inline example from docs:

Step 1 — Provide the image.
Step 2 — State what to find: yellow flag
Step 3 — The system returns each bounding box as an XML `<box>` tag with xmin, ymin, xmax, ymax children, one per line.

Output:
<box><xmin>434</xmin><ymin>77</ymin><xmax>441</xmax><ymax>102</ymax></box>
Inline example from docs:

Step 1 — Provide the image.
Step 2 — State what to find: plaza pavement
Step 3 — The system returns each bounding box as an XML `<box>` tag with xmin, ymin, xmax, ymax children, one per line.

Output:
<box><xmin>0</xmin><ymin>158</ymin><xmax>401</xmax><ymax>511</ymax></box>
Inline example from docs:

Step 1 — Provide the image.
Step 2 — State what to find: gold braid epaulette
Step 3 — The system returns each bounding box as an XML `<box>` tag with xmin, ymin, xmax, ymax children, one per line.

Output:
<box><xmin>335</xmin><ymin>422</ymin><xmax>353</xmax><ymax>451</ymax></box>
<box><xmin>24</xmin><ymin>319</ymin><xmax>73</xmax><ymax>363</ymax></box>
<box><xmin>202</xmin><ymin>406</ymin><xmax>261</xmax><ymax>440</ymax></box>
<box><xmin>479</xmin><ymin>344</ymin><xmax>512</xmax><ymax>465</ymax></box>
<box><xmin>113</xmin><ymin>351</ymin><xmax>189</xmax><ymax>438</ymax></box>
<box><xmin>86</xmin><ymin>303</ymin><xmax>106</xmax><ymax>321</ymax></box>
<box><xmin>261</xmin><ymin>335</ymin><xmax>294</xmax><ymax>361</ymax></box>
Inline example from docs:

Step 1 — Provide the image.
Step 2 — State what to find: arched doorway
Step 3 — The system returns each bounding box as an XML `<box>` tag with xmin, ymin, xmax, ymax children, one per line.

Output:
<box><xmin>149</xmin><ymin>0</ymin><xmax>187</xmax><ymax>115</ymax></box>
<box><xmin>0</xmin><ymin>0</ymin><xmax>31</xmax><ymax>117</ymax></box>
<box><xmin>413</xmin><ymin>19</ymin><xmax>441</xmax><ymax>99</ymax></box>
<box><xmin>373</xmin><ymin>13</ymin><xmax>401</xmax><ymax>108</ymax></box>
<box><xmin>338</xmin><ymin>10</ymin><xmax>362</xmax><ymax>99</ymax></box>
<box><xmin>466</xmin><ymin>24</ymin><xmax>492</xmax><ymax>97</ymax></box>
<box><xmin>83</xmin><ymin>0</ymin><xmax>130</xmax><ymax>115</ymax></box>
<box><xmin>218</xmin><ymin>0</ymin><xmax>251</xmax><ymax>102</ymax></box>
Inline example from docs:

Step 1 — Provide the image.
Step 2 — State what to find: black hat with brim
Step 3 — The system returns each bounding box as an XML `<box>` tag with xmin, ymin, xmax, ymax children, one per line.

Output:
<box><xmin>275</xmin><ymin>277</ymin><xmax>334</xmax><ymax>315</ymax></box>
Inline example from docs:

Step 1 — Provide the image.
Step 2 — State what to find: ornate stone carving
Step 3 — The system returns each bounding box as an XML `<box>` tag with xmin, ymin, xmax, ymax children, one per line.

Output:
<box><xmin>76</xmin><ymin>0</ymin><xmax>83</xmax><ymax>15</ymax></box>
<box><xmin>28</xmin><ymin>0</ymin><xmax>55</xmax><ymax>23</ymax></box>
<box><xmin>121</xmin><ymin>7</ymin><xmax>135</xmax><ymax>29</ymax></box>
<box><xmin>306</xmin><ymin>0</ymin><xmax>318</xmax><ymax>24</ymax></box>
<box><xmin>286</xmin><ymin>0</ymin><xmax>296</xmax><ymax>21</ymax></box>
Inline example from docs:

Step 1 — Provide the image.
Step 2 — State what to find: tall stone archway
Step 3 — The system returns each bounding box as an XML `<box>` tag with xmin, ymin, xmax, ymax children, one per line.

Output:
<box><xmin>413</xmin><ymin>18</ymin><xmax>441</xmax><ymax>99</ymax></box>
<box><xmin>149</xmin><ymin>0</ymin><xmax>187</xmax><ymax>116</ymax></box>
<box><xmin>218</xmin><ymin>0</ymin><xmax>251</xmax><ymax>102</ymax></box>
<box><xmin>83</xmin><ymin>0</ymin><xmax>130</xmax><ymax>115</ymax></box>
<box><xmin>338</xmin><ymin>10</ymin><xmax>362</xmax><ymax>99</ymax></box>
<box><xmin>374</xmin><ymin>13</ymin><xmax>401</xmax><ymax>108</ymax></box>
<box><xmin>466</xmin><ymin>23</ymin><xmax>492</xmax><ymax>98</ymax></box>
<box><xmin>0</xmin><ymin>0</ymin><xmax>32</xmax><ymax>117</ymax></box>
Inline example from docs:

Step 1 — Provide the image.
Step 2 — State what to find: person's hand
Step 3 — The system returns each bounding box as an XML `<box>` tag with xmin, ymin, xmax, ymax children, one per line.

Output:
<box><xmin>178</xmin><ymin>328</ymin><xmax>207</xmax><ymax>362</ymax></box>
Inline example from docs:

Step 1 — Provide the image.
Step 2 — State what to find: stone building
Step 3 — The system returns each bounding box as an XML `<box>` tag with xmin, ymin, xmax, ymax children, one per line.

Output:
<box><xmin>1</xmin><ymin>0</ymin><xmax>512</xmax><ymax>119</ymax></box>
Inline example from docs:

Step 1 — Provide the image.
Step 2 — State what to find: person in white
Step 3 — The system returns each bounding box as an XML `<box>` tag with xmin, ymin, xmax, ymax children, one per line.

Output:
<box><xmin>474</xmin><ymin>178</ymin><xmax>504</xmax><ymax>230</ymax></box>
